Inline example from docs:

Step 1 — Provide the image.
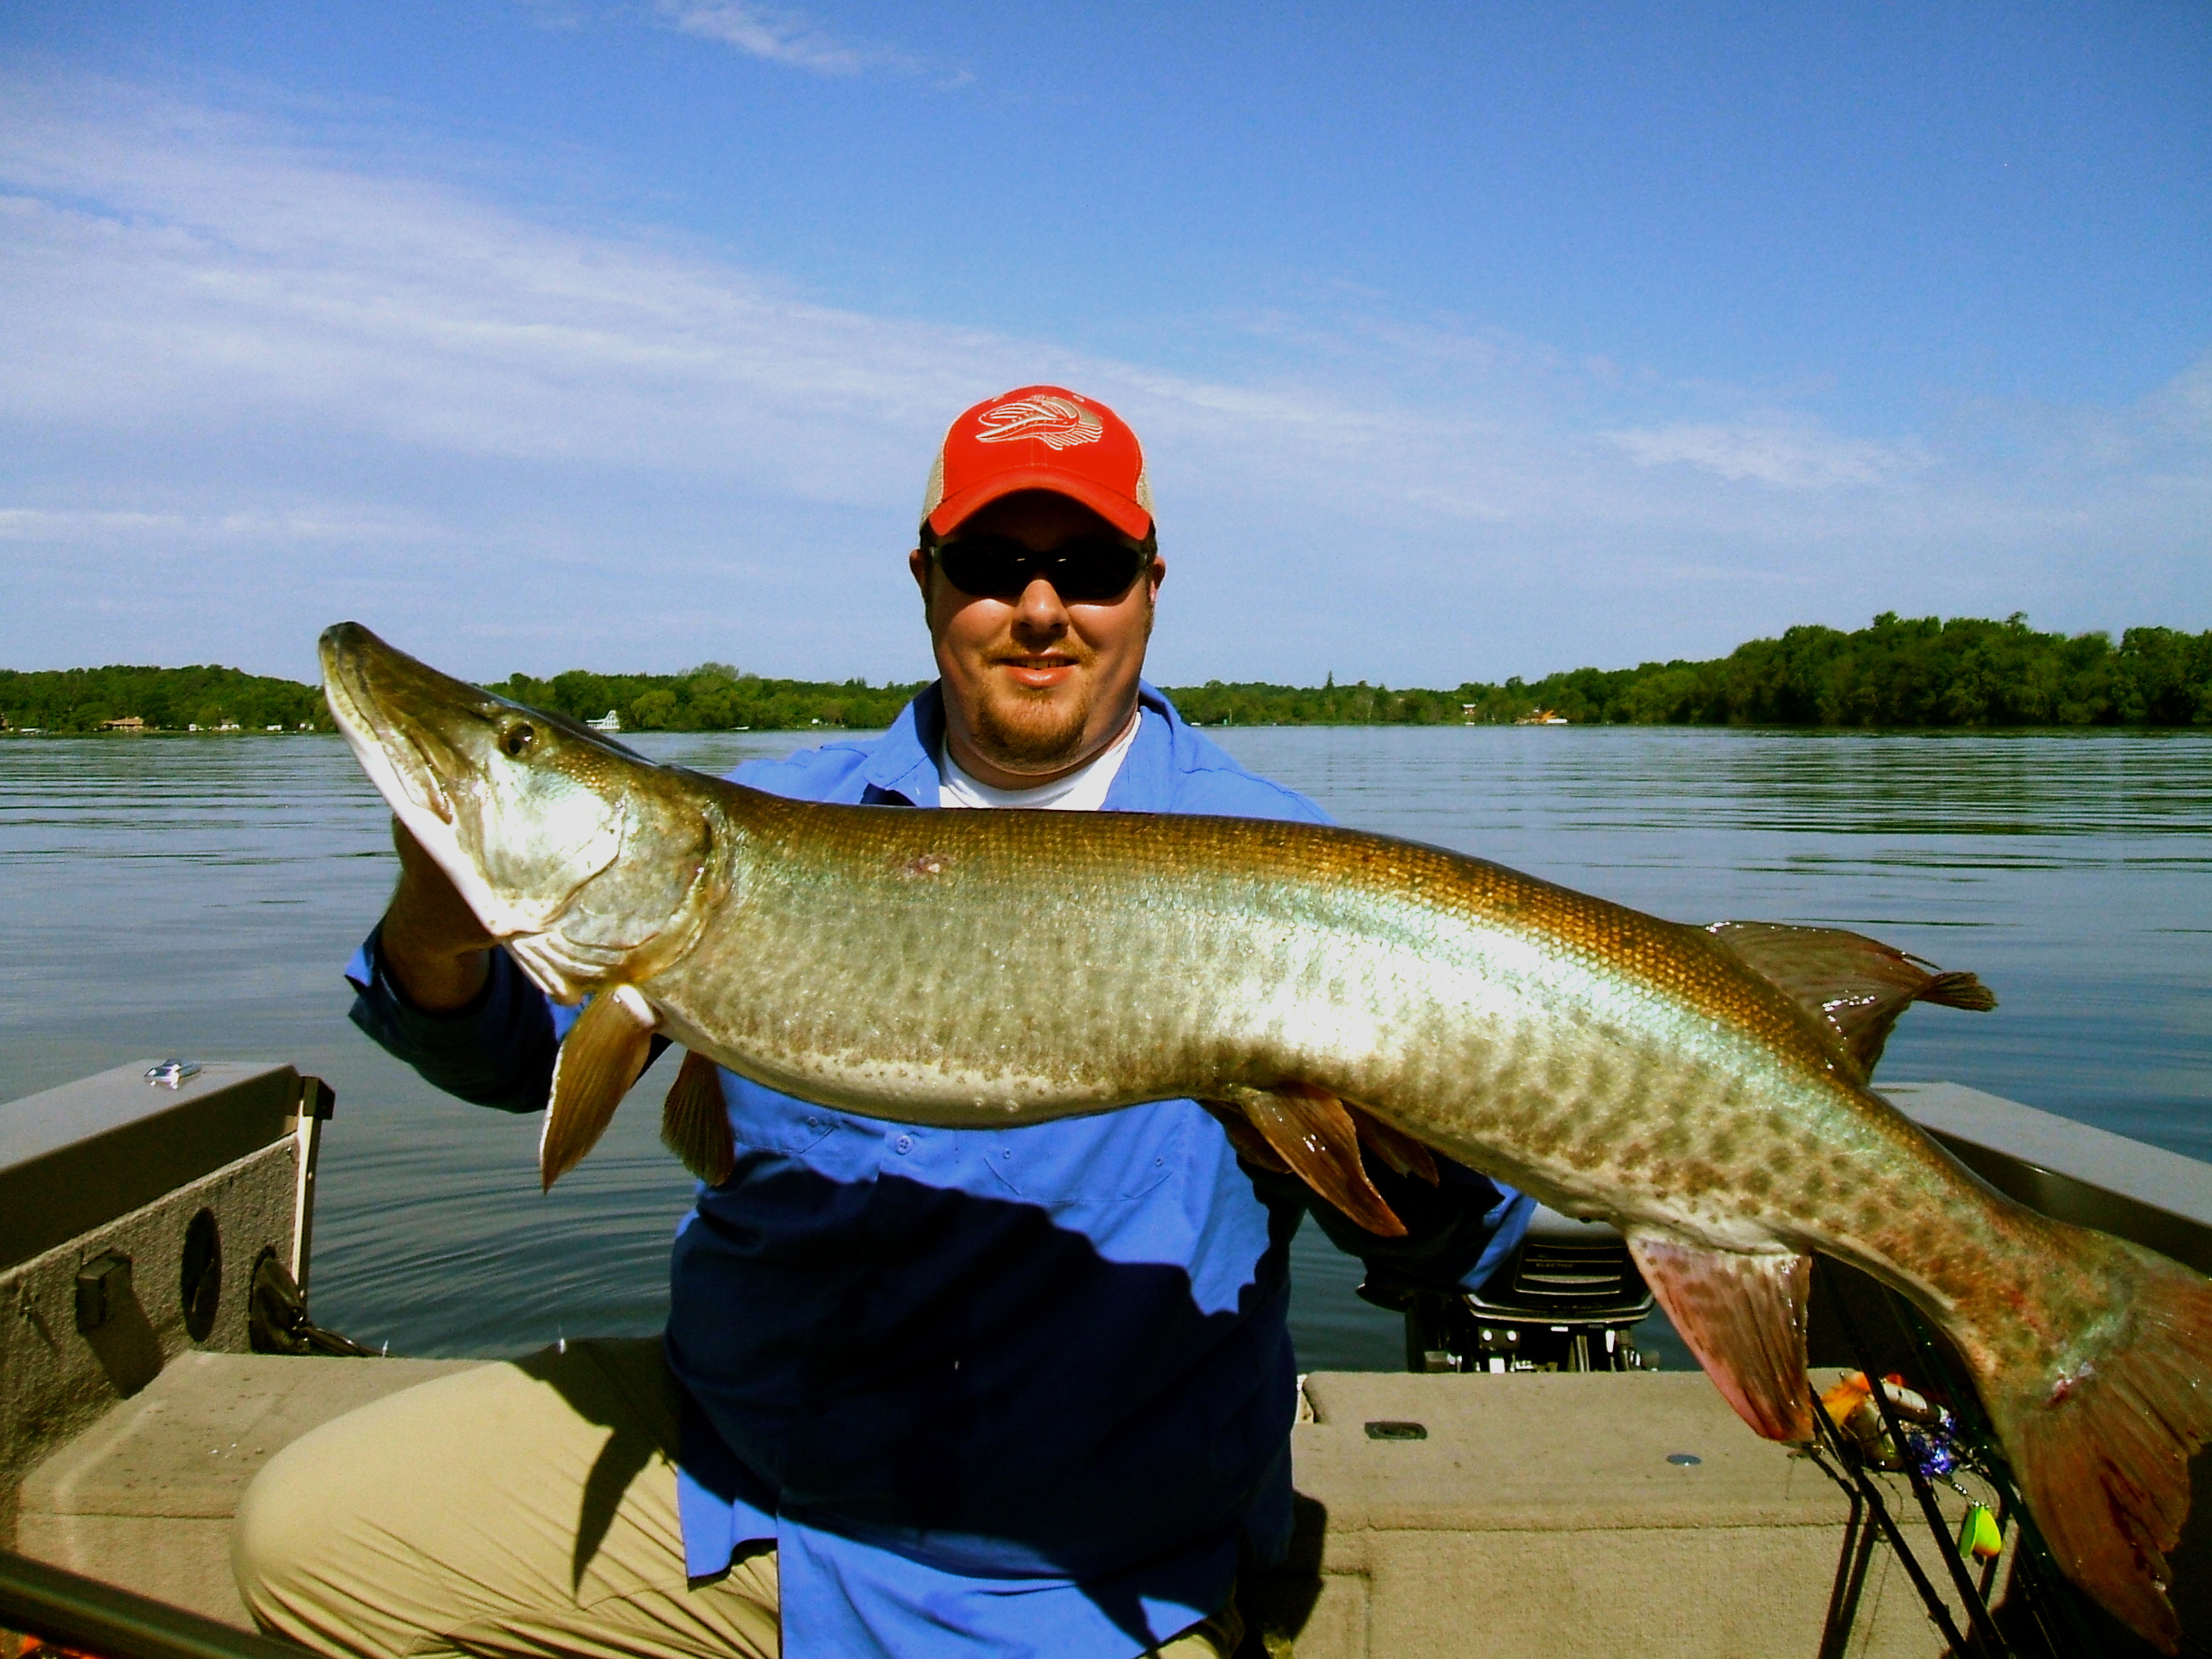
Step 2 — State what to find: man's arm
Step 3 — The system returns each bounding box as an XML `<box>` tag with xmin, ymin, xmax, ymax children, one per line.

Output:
<box><xmin>345</xmin><ymin>818</ymin><xmax>564</xmax><ymax>1113</ymax></box>
<box><xmin>378</xmin><ymin>818</ymin><xmax>494</xmax><ymax>1010</ymax></box>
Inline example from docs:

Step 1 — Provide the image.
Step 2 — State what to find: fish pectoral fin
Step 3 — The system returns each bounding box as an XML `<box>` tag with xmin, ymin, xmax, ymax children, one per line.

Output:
<box><xmin>1703</xmin><ymin>920</ymin><xmax>1997</xmax><ymax>1078</ymax></box>
<box><xmin>1346</xmin><ymin>1103</ymin><xmax>1440</xmax><ymax>1185</ymax></box>
<box><xmin>1217</xmin><ymin>1083</ymin><xmax>1407</xmax><ymax>1238</ymax></box>
<box><xmin>539</xmin><ymin>985</ymin><xmax>657</xmax><ymax>1191</ymax></box>
<box><xmin>661</xmin><ymin>1050</ymin><xmax>735</xmax><ymax>1186</ymax></box>
<box><xmin>1628</xmin><ymin>1237</ymin><xmax>1814</xmax><ymax>1442</ymax></box>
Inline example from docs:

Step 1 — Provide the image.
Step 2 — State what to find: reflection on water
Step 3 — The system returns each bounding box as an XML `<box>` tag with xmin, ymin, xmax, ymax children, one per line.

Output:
<box><xmin>2</xmin><ymin>727</ymin><xmax>2205</xmax><ymax>1371</ymax></box>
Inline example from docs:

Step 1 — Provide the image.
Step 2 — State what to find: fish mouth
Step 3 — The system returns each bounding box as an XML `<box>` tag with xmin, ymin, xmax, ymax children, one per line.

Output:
<box><xmin>319</xmin><ymin>623</ymin><xmax>463</xmax><ymax>825</ymax></box>
<box><xmin>318</xmin><ymin>621</ymin><xmax>642</xmax><ymax>961</ymax></box>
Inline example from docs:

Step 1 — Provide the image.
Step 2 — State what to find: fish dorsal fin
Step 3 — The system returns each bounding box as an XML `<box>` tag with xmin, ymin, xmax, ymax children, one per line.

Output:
<box><xmin>540</xmin><ymin>984</ymin><xmax>657</xmax><ymax>1190</ymax></box>
<box><xmin>661</xmin><ymin>1049</ymin><xmax>735</xmax><ymax>1186</ymax></box>
<box><xmin>1628</xmin><ymin>1237</ymin><xmax>1813</xmax><ymax>1441</ymax></box>
<box><xmin>1704</xmin><ymin>921</ymin><xmax>1997</xmax><ymax>1078</ymax></box>
<box><xmin>1207</xmin><ymin>1083</ymin><xmax>1408</xmax><ymax>1237</ymax></box>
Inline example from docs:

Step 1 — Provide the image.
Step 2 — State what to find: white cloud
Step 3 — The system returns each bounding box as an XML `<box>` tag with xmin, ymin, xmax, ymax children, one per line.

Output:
<box><xmin>0</xmin><ymin>508</ymin><xmax>182</xmax><ymax>539</ymax></box>
<box><xmin>513</xmin><ymin>0</ymin><xmax>591</xmax><ymax>29</ymax></box>
<box><xmin>2150</xmin><ymin>355</ymin><xmax>2212</xmax><ymax>444</ymax></box>
<box><xmin>0</xmin><ymin>505</ymin><xmax>439</xmax><ymax>544</ymax></box>
<box><xmin>1661</xmin><ymin>562</ymin><xmax>1816</xmax><ymax>585</ymax></box>
<box><xmin>1603</xmin><ymin>417</ymin><xmax>1930</xmax><ymax>490</ymax></box>
<box><xmin>0</xmin><ymin>73</ymin><xmax>2202</xmax><ymax>685</ymax></box>
<box><xmin>653</xmin><ymin>1</ymin><xmax>957</xmax><ymax>81</ymax></box>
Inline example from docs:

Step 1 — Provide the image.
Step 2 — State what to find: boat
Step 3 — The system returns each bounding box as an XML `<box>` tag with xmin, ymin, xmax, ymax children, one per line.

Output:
<box><xmin>3</xmin><ymin>1061</ymin><xmax>2207</xmax><ymax>1656</ymax></box>
<box><xmin>585</xmin><ymin>710</ymin><xmax>623</xmax><ymax>733</ymax></box>
<box><xmin>1513</xmin><ymin>708</ymin><xmax>1569</xmax><ymax>725</ymax></box>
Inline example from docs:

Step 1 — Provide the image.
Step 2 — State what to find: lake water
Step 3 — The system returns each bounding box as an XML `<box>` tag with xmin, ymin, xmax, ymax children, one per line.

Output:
<box><xmin>3</xmin><ymin>726</ymin><xmax>2207</xmax><ymax>1371</ymax></box>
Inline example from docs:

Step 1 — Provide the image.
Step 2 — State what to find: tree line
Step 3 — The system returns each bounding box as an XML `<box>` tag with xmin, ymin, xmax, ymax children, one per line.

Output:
<box><xmin>1174</xmin><ymin>615</ymin><xmax>2212</xmax><ymax>729</ymax></box>
<box><xmin>0</xmin><ymin>664</ymin><xmax>331</xmax><ymax>734</ymax></box>
<box><xmin>5</xmin><ymin>616</ymin><xmax>2208</xmax><ymax>736</ymax></box>
<box><xmin>490</xmin><ymin>665</ymin><xmax>930</xmax><ymax>734</ymax></box>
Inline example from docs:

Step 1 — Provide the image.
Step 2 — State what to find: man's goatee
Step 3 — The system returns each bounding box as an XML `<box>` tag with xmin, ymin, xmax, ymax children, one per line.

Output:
<box><xmin>969</xmin><ymin>687</ymin><xmax>1094</xmax><ymax>774</ymax></box>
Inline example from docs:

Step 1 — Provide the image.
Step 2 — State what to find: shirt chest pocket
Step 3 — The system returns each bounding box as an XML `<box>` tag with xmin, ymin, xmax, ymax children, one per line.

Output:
<box><xmin>723</xmin><ymin>1074</ymin><xmax>841</xmax><ymax>1155</ymax></box>
<box><xmin>982</xmin><ymin>1101</ymin><xmax>1190</xmax><ymax>1207</ymax></box>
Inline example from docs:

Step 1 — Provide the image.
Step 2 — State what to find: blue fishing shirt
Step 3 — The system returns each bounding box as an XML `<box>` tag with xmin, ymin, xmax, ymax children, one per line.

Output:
<box><xmin>346</xmin><ymin>682</ymin><xmax>1533</xmax><ymax>1658</ymax></box>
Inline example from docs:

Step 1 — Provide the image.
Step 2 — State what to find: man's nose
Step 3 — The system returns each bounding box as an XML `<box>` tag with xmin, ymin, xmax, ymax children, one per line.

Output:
<box><xmin>1011</xmin><ymin>575</ymin><xmax>1070</xmax><ymax>633</ymax></box>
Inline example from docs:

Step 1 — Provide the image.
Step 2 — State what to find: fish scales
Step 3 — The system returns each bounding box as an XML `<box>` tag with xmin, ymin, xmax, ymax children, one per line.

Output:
<box><xmin>322</xmin><ymin>621</ymin><xmax>2212</xmax><ymax>1650</ymax></box>
<box><xmin>667</xmin><ymin>795</ymin><xmax>1988</xmax><ymax>1262</ymax></box>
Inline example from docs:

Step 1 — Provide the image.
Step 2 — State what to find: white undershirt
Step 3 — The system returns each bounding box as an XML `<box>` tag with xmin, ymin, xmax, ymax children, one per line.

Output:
<box><xmin>937</xmin><ymin>707</ymin><xmax>1142</xmax><ymax>812</ymax></box>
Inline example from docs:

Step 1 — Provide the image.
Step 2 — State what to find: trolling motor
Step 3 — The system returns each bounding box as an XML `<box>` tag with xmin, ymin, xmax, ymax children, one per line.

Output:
<box><xmin>1362</xmin><ymin>1206</ymin><xmax>1659</xmax><ymax>1374</ymax></box>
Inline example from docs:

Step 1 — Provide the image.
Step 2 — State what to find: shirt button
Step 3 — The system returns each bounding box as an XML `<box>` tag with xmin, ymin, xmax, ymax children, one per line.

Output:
<box><xmin>894</xmin><ymin>1134</ymin><xmax>912</xmax><ymax>1155</ymax></box>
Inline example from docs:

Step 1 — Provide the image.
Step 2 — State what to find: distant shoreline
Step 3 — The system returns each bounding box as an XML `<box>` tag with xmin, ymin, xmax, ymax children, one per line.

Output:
<box><xmin>5</xmin><ymin>614</ymin><xmax>2207</xmax><ymax>735</ymax></box>
<box><xmin>8</xmin><ymin>723</ymin><xmax>2209</xmax><ymax>741</ymax></box>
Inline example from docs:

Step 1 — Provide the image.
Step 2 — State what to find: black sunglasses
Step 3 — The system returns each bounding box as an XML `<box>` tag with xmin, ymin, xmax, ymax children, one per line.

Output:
<box><xmin>929</xmin><ymin>533</ymin><xmax>1155</xmax><ymax>603</ymax></box>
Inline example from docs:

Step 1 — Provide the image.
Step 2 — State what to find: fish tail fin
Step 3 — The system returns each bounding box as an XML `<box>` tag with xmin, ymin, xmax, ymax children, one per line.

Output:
<box><xmin>1974</xmin><ymin>1234</ymin><xmax>2212</xmax><ymax>1654</ymax></box>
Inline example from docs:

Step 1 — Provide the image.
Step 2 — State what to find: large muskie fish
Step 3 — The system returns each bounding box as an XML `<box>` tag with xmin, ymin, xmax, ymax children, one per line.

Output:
<box><xmin>323</xmin><ymin>622</ymin><xmax>2212</xmax><ymax>1650</ymax></box>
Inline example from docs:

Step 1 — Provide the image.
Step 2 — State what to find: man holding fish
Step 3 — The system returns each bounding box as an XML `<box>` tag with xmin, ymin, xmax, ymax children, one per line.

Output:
<box><xmin>236</xmin><ymin>388</ymin><xmax>1534</xmax><ymax>1658</ymax></box>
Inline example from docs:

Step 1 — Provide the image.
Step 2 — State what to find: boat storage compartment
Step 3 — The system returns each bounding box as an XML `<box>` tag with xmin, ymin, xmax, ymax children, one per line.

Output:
<box><xmin>1</xmin><ymin>1062</ymin><xmax>329</xmax><ymax>1570</ymax></box>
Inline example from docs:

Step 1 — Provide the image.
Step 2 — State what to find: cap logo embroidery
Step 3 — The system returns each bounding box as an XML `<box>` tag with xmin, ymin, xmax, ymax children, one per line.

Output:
<box><xmin>973</xmin><ymin>394</ymin><xmax>1103</xmax><ymax>451</ymax></box>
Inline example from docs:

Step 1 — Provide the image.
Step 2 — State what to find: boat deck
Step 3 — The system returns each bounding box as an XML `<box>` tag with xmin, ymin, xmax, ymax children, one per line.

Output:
<box><xmin>20</xmin><ymin>1351</ymin><xmax>1980</xmax><ymax>1657</ymax></box>
<box><xmin>7</xmin><ymin>1069</ymin><xmax>2209</xmax><ymax>1656</ymax></box>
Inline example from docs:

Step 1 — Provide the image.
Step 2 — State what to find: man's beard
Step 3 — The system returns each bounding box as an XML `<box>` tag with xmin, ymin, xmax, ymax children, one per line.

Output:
<box><xmin>967</xmin><ymin>680</ymin><xmax>1096</xmax><ymax>776</ymax></box>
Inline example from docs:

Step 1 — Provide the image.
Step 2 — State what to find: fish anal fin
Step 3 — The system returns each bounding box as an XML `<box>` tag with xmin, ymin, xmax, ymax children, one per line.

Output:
<box><xmin>1197</xmin><ymin>1097</ymin><xmax>1292</xmax><ymax>1176</ymax></box>
<box><xmin>1704</xmin><ymin>920</ymin><xmax>1997</xmax><ymax>1078</ymax></box>
<box><xmin>1215</xmin><ymin>1082</ymin><xmax>1407</xmax><ymax>1237</ymax></box>
<box><xmin>540</xmin><ymin>985</ymin><xmax>656</xmax><ymax>1191</ymax></box>
<box><xmin>1347</xmin><ymin>1103</ymin><xmax>1440</xmax><ymax>1185</ymax></box>
<box><xmin>661</xmin><ymin>1050</ymin><xmax>735</xmax><ymax>1186</ymax></box>
<box><xmin>1629</xmin><ymin>1237</ymin><xmax>1813</xmax><ymax>1442</ymax></box>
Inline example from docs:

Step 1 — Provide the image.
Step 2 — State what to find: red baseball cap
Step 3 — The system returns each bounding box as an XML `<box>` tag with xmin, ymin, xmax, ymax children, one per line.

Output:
<box><xmin>921</xmin><ymin>386</ymin><xmax>1155</xmax><ymax>541</ymax></box>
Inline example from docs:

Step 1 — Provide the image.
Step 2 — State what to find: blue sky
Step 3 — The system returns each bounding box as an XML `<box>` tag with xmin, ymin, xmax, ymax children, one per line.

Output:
<box><xmin>3</xmin><ymin>2</ymin><xmax>2206</xmax><ymax>686</ymax></box>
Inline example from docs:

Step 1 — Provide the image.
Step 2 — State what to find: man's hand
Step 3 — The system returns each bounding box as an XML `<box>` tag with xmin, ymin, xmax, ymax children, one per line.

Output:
<box><xmin>378</xmin><ymin>817</ymin><xmax>496</xmax><ymax>1011</ymax></box>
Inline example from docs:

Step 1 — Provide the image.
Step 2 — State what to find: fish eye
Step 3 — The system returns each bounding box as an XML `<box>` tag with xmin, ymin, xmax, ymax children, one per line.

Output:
<box><xmin>498</xmin><ymin>720</ymin><xmax>537</xmax><ymax>758</ymax></box>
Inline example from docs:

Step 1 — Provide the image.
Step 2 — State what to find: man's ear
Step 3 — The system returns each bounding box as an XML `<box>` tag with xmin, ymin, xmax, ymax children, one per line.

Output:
<box><xmin>909</xmin><ymin>546</ymin><xmax>931</xmax><ymax>605</ymax></box>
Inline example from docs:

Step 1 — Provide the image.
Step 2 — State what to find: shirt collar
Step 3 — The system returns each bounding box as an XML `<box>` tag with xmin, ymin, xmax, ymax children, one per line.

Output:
<box><xmin>1100</xmin><ymin>682</ymin><xmax>1182</xmax><ymax>812</ymax></box>
<box><xmin>860</xmin><ymin>683</ymin><xmax>947</xmax><ymax>806</ymax></box>
<box><xmin>863</xmin><ymin>680</ymin><xmax>1185</xmax><ymax>811</ymax></box>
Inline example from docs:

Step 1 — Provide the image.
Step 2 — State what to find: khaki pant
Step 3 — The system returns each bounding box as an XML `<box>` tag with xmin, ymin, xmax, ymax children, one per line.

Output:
<box><xmin>232</xmin><ymin>1339</ymin><xmax>1242</xmax><ymax>1659</ymax></box>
